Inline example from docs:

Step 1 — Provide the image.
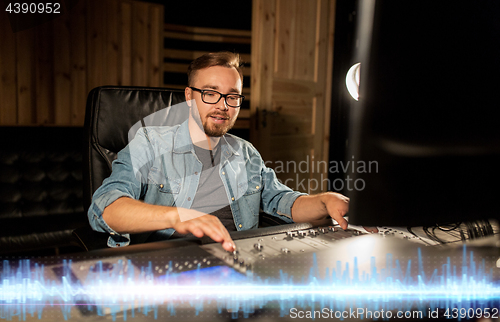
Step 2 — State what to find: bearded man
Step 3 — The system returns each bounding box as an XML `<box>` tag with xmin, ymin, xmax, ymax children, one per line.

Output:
<box><xmin>88</xmin><ymin>52</ymin><xmax>350</xmax><ymax>251</ymax></box>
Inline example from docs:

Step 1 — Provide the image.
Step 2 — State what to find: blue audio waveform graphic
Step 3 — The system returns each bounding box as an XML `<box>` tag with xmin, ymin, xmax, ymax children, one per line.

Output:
<box><xmin>1</xmin><ymin>246</ymin><xmax>499</xmax><ymax>321</ymax></box>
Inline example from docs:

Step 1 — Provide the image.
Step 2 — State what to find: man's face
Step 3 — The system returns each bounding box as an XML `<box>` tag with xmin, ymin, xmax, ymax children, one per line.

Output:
<box><xmin>186</xmin><ymin>66</ymin><xmax>242</xmax><ymax>137</ymax></box>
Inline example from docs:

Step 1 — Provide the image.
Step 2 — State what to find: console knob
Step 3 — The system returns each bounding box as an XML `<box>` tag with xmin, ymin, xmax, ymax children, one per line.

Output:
<box><xmin>309</xmin><ymin>229</ymin><xmax>318</xmax><ymax>236</ymax></box>
<box><xmin>254</xmin><ymin>243</ymin><xmax>263</xmax><ymax>251</ymax></box>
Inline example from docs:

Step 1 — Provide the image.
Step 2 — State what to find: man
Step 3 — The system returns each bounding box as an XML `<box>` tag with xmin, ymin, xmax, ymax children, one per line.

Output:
<box><xmin>88</xmin><ymin>52</ymin><xmax>350</xmax><ymax>252</ymax></box>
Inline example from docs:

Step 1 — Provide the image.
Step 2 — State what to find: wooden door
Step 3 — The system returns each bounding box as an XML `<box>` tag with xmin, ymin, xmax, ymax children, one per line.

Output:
<box><xmin>251</xmin><ymin>0</ymin><xmax>335</xmax><ymax>194</ymax></box>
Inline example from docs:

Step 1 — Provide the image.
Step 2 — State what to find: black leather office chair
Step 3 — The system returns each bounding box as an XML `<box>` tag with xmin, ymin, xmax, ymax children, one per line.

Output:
<box><xmin>74</xmin><ymin>86</ymin><xmax>188</xmax><ymax>250</ymax></box>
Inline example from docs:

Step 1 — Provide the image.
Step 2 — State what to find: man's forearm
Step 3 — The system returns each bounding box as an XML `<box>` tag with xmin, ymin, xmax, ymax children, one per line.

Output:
<box><xmin>102</xmin><ymin>197</ymin><xmax>177</xmax><ymax>234</ymax></box>
<box><xmin>101</xmin><ymin>197</ymin><xmax>237</xmax><ymax>251</ymax></box>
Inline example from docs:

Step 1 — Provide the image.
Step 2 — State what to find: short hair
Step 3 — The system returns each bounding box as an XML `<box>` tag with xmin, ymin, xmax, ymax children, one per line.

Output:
<box><xmin>187</xmin><ymin>52</ymin><xmax>243</xmax><ymax>86</ymax></box>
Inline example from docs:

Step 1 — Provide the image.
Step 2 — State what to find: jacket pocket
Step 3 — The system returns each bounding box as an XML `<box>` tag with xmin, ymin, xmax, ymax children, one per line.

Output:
<box><xmin>147</xmin><ymin>167</ymin><xmax>181</xmax><ymax>194</ymax></box>
<box><xmin>238</xmin><ymin>175</ymin><xmax>263</xmax><ymax>217</ymax></box>
<box><xmin>239</xmin><ymin>174</ymin><xmax>262</xmax><ymax>196</ymax></box>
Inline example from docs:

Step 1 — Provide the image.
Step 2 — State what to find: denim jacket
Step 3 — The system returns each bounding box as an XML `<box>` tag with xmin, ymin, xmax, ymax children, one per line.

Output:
<box><xmin>88</xmin><ymin>120</ymin><xmax>305</xmax><ymax>247</ymax></box>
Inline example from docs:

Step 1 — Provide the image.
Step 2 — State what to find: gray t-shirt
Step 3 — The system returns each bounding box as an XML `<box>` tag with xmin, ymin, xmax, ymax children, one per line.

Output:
<box><xmin>170</xmin><ymin>143</ymin><xmax>236</xmax><ymax>239</ymax></box>
<box><xmin>191</xmin><ymin>144</ymin><xmax>228</xmax><ymax>214</ymax></box>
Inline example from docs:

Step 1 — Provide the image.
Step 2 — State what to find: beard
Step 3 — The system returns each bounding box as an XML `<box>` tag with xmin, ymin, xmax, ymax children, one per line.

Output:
<box><xmin>202</xmin><ymin>112</ymin><xmax>236</xmax><ymax>137</ymax></box>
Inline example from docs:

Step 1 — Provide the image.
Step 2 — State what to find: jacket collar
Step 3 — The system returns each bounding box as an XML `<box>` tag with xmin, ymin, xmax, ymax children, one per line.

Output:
<box><xmin>220</xmin><ymin>134</ymin><xmax>240</xmax><ymax>157</ymax></box>
<box><xmin>173</xmin><ymin>120</ymin><xmax>193</xmax><ymax>153</ymax></box>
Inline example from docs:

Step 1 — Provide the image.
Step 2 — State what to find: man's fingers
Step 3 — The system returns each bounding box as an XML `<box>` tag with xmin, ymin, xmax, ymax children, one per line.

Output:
<box><xmin>191</xmin><ymin>220</ymin><xmax>223</xmax><ymax>241</ymax></box>
<box><xmin>176</xmin><ymin>214</ymin><xmax>235</xmax><ymax>251</ymax></box>
<box><xmin>324</xmin><ymin>199</ymin><xmax>349</xmax><ymax>230</ymax></box>
<box><xmin>204</xmin><ymin>226</ymin><xmax>234</xmax><ymax>251</ymax></box>
<box><xmin>210</xmin><ymin>224</ymin><xmax>235</xmax><ymax>251</ymax></box>
<box><xmin>335</xmin><ymin>215</ymin><xmax>348</xmax><ymax>230</ymax></box>
<box><xmin>363</xmin><ymin>226</ymin><xmax>379</xmax><ymax>233</ymax></box>
<box><xmin>222</xmin><ymin>241</ymin><xmax>236</xmax><ymax>252</ymax></box>
<box><xmin>190</xmin><ymin>227</ymin><xmax>205</xmax><ymax>238</ymax></box>
<box><xmin>214</xmin><ymin>224</ymin><xmax>235</xmax><ymax>251</ymax></box>
<box><xmin>325</xmin><ymin>205</ymin><xmax>348</xmax><ymax>229</ymax></box>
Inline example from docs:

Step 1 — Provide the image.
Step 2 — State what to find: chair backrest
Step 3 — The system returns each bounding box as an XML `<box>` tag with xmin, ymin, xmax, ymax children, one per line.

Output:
<box><xmin>83</xmin><ymin>86</ymin><xmax>188</xmax><ymax>213</ymax></box>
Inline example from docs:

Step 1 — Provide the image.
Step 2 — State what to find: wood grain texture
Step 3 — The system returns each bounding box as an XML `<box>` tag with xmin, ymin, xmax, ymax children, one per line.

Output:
<box><xmin>148</xmin><ymin>5</ymin><xmax>163</xmax><ymax>87</ymax></box>
<box><xmin>120</xmin><ymin>1</ymin><xmax>132</xmax><ymax>86</ymax></box>
<box><xmin>165</xmin><ymin>24</ymin><xmax>252</xmax><ymax>38</ymax></box>
<box><xmin>105</xmin><ymin>0</ymin><xmax>120</xmax><ymax>86</ymax></box>
<box><xmin>69</xmin><ymin>0</ymin><xmax>87</xmax><ymax>125</ymax></box>
<box><xmin>0</xmin><ymin>0</ymin><xmax>165</xmax><ymax>126</ymax></box>
<box><xmin>35</xmin><ymin>21</ymin><xmax>54</xmax><ymax>124</ymax></box>
<box><xmin>16</xmin><ymin>28</ymin><xmax>36</xmax><ymax>124</ymax></box>
<box><xmin>0</xmin><ymin>11</ymin><xmax>18</xmax><ymax>125</ymax></box>
<box><xmin>86</xmin><ymin>0</ymin><xmax>104</xmax><ymax>91</ymax></box>
<box><xmin>251</xmin><ymin>0</ymin><xmax>276</xmax><ymax>143</ymax></box>
<box><xmin>132</xmin><ymin>1</ymin><xmax>148</xmax><ymax>86</ymax></box>
<box><xmin>53</xmin><ymin>11</ymin><xmax>71</xmax><ymax>124</ymax></box>
<box><xmin>165</xmin><ymin>31</ymin><xmax>251</xmax><ymax>44</ymax></box>
<box><xmin>165</xmin><ymin>49</ymin><xmax>251</xmax><ymax>63</ymax></box>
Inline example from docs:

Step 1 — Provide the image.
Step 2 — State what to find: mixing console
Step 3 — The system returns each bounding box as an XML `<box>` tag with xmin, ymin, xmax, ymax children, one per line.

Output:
<box><xmin>1</xmin><ymin>222</ymin><xmax>498</xmax><ymax>322</ymax></box>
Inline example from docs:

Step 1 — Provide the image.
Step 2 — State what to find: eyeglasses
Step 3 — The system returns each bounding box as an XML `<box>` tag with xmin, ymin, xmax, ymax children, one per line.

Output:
<box><xmin>189</xmin><ymin>87</ymin><xmax>245</xmax><ymax>108</ymax></box>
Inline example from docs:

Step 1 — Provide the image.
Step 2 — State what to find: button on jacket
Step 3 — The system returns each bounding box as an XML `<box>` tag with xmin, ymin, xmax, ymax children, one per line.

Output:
<box><xmin>88</xmin><ymin>120</ymin><xmax>305</xmax><ymax>247</ymax></box>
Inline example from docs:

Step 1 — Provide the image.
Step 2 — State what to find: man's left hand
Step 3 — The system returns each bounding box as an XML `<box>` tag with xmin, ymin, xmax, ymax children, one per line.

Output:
<box><xmin>321</xmin><ymin>192</ymin><xmax>349</xmax><ymax>229</ymax></box>
<box><xmin>291</xmin><ymin>192</ymin><xmax>349</xmax><ymax>229</ymax></box>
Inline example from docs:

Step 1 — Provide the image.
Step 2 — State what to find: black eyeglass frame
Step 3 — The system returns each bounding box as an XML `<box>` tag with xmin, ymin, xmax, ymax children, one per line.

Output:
<box><xmin>189</xmin><ymin>87</ymin><xmax>245</xmax><ymax>108</ymax></box>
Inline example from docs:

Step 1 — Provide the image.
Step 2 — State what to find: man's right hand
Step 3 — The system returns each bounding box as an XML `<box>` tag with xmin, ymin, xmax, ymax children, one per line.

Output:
<box><xmin>172</xmin><ymin>209</ymin><xmax>236</xmax><ymax>252</ymax></box>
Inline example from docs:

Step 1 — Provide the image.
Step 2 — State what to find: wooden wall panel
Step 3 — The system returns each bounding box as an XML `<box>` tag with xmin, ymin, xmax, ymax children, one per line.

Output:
<box><xmin>86</xmin><ymin>0</ymin><xmax>105</xmax><ymax>91</ymax></box>
<box><xmin>35</xmin><ymin>22</ymin><xmax>54</xmax><ymax>125</ymax></box>
<box><xmin>69</xmin><ymin>0</ymin><xmax>88</xmax><ymax>125</ymax></box>
<box><xmin>105</xmin><ymin>0</ymin><xmax>120</xmax><ymax>87</ymax></box>
<box><xmin>270</xmin><ymin>97</ymin><xmax>313</xmax><ymax>136</ymax></box>
<box><xmin>274</xmin><ymin>0</ymin><xmax>318</xmax><ymax>81</ymax></box>
<box><xmin>149</xmin><ymin>5</ymin><xmax>163</xmax><ymax>87</ymax></box>
<box><xmin>0</xmin><ymin>0</ymin><xmax>164</xmax><ymax>126</ymax></box>
<box><xmin>294</xmin><ymin>0</ymin><xmax>317</xmax><ymax>81</ymax></box>
<box><xmin>251</xmin><ymin>0</ymin><xmax>275</xmax><ymax>129</ymax></box>
<box><xmin>16</xmin><ymin>28</ymin><xmax>36</xmax><ymax>124</ymax></box>
<box><xmin>120</xmin><ymin>1</ymin><xmax>132</xmax><ymax>86</ymax></box>
<box><xmin>0</xmin><ymin>11</ymin><xmax>18</xmax><ymax>125</ymax></box>
<box><xmin>53</xmin><ymin>11</ymin><xmax>71</xmax><ymax>124</ymax></box>
<box><xmin>132</xmin><ymin>1</ymin><xmax>148</xmax><ymax>86</ymax></box>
